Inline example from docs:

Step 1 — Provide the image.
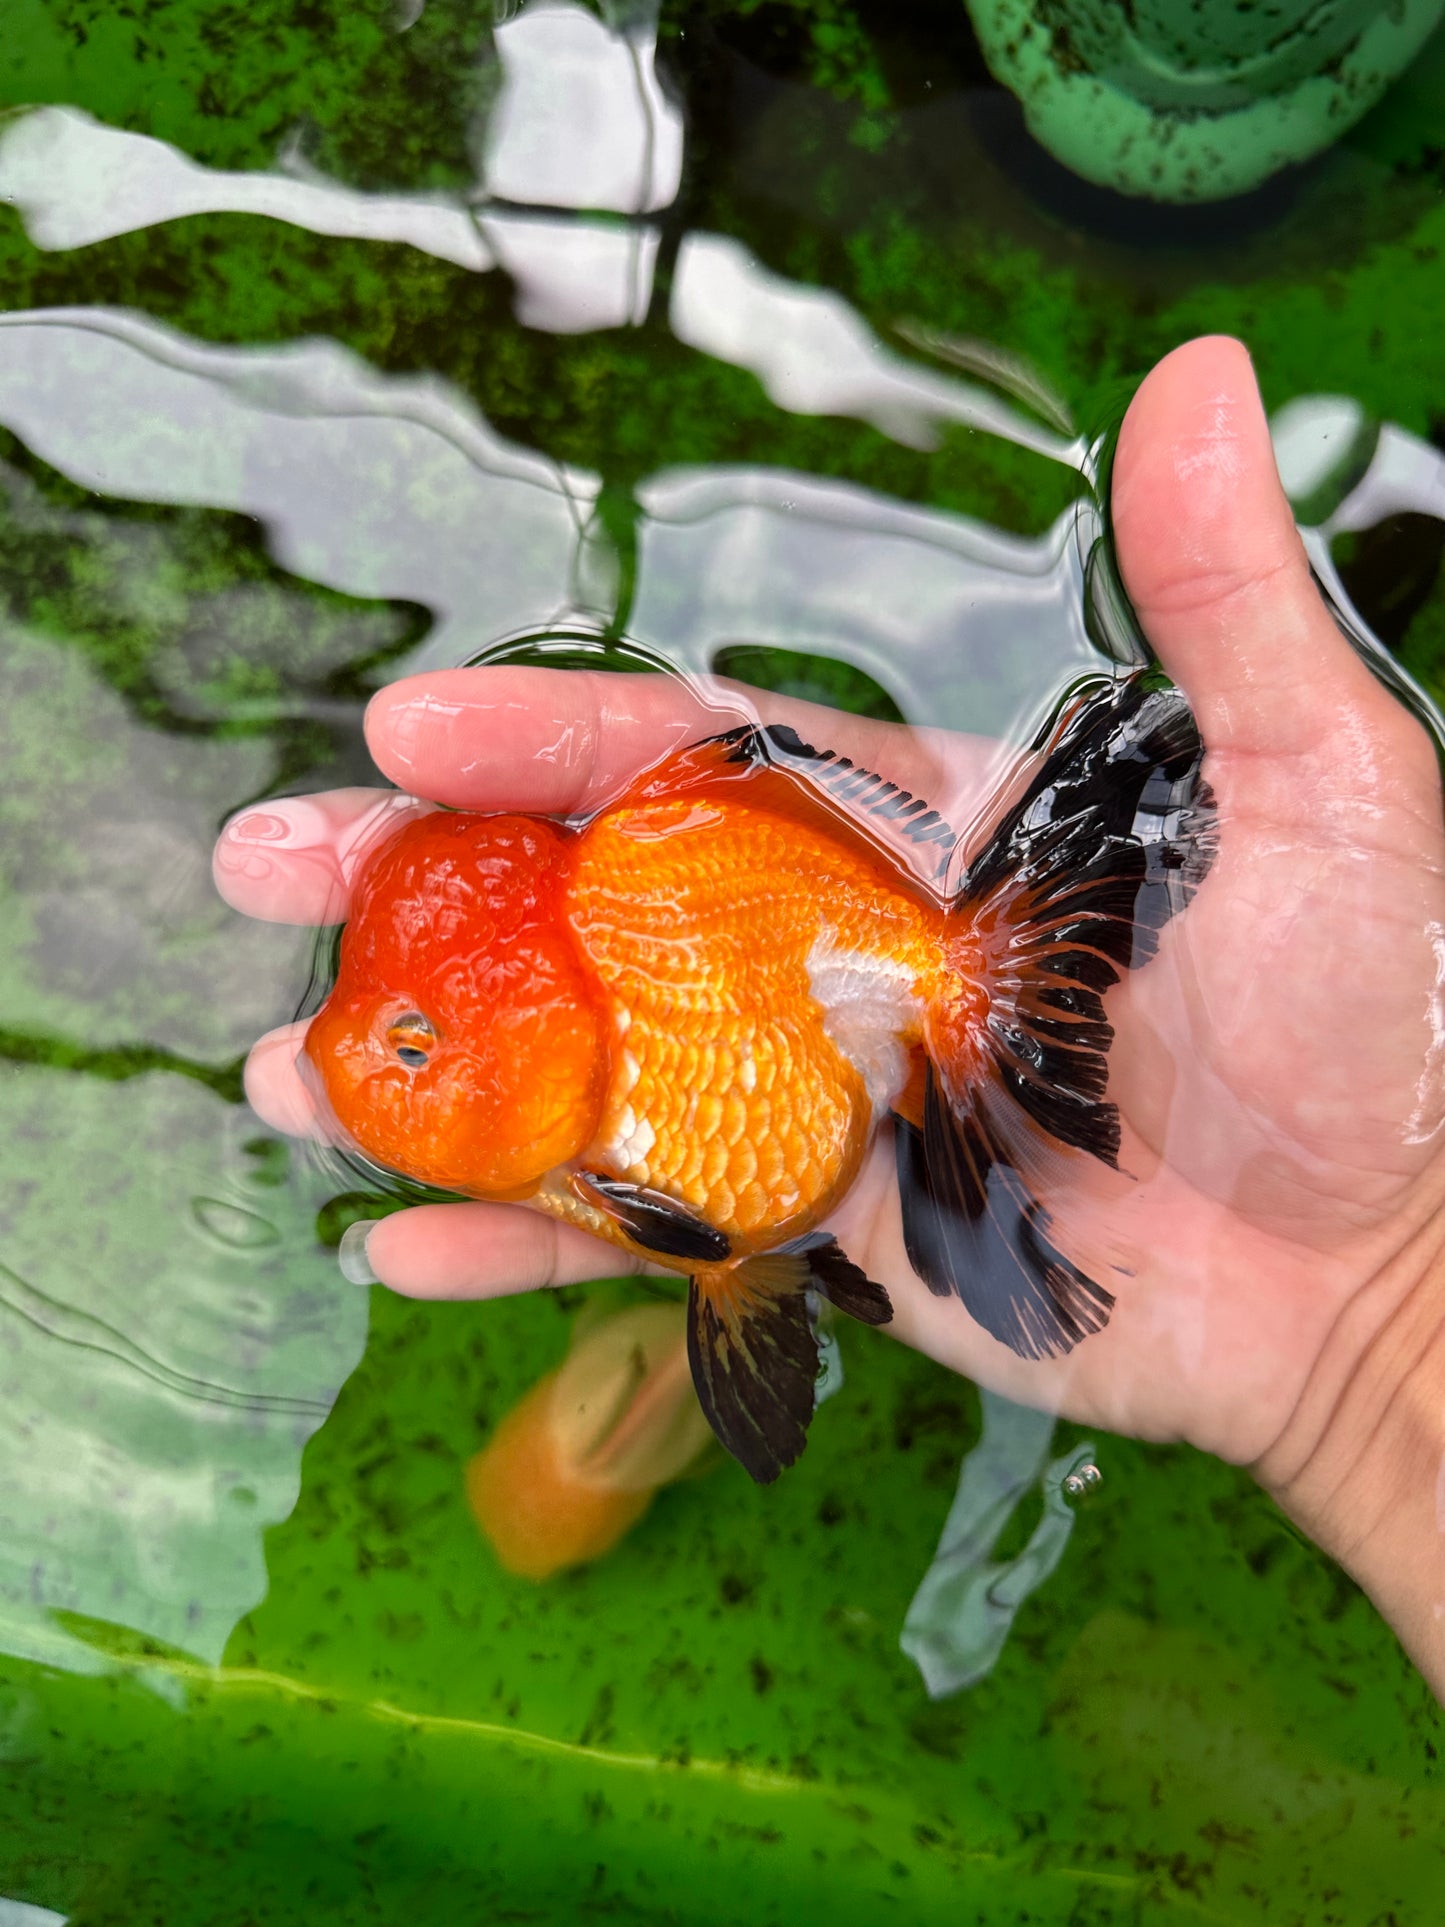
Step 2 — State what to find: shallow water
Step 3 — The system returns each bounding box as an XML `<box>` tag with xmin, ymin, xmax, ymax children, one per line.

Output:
<box><xmin>1</xmin><ymin>3</ymin><xmax>1444</xmax><ymax>1922</ymax></box>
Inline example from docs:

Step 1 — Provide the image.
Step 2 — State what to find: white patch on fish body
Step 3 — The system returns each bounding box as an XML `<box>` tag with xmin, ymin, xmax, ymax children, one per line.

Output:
<box><xmin>805</xmin><ymin>931</ymin><xmax>920</xmax><ymax>1116</ymax></box>
<box><xmin>600</xmin><ymin>1095</ymin><xmax>658</xmax><ymax>1177</ymax></box>
<box><xmin>620</xmin><ymin>1114</ymin><xmax>656</xmax><ymax>1168</ymax></box>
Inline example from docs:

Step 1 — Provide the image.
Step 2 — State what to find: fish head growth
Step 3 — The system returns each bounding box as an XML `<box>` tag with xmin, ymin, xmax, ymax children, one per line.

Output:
<box><xmin>306</xmin><ymin>812</ymin><xmax>609</xmax><ymax>1198</ymax></box>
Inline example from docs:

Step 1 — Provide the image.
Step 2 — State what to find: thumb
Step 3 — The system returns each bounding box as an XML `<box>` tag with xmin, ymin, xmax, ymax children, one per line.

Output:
<box><xmin>1112</xmin><ymin>336</ymin><xmax>1392</xmax><ymax>762</ymax></box>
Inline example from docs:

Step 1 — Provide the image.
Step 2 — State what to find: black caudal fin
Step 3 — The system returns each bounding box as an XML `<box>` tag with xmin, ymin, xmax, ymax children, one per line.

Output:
<box><xmin>958</xmin><ymin>671</ymin><xmax>1215</xmax><ymax>1171</ymax></box>
<box><xmin>898</xmin><ymin>671</ymin><xmax>1215</xmax><ymax>1360</ymax></box>
<box><xmin>962</xmin><ymin>670</ymin><xmax>1216</xmax><ymax>956</ymax></box>
<box><xmin>687</xmin><ymin>1238</ymin><xmax>892</xmax><ymax>1483</ymax></box>
<box><xmin>896</xmin><ymin>1066</ymin><xmax>1114</xmax><ymax>1359</ymax></box>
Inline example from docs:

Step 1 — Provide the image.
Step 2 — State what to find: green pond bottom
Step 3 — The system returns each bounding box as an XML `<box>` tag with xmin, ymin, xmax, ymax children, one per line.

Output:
<box><xmin>4</xmin><ymin>1284</ymin><xmax>1441</xmax><ymax>1926</ymax></box>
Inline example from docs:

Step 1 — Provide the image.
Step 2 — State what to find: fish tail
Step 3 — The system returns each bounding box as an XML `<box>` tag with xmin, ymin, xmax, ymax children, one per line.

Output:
<box><xmin>901</xmin><ymin>671</ymin><xmax>1216</xmax><ymax>1360</ymax></box>
<box><xmin>687</xmin><ymin>1238</ymin><xmax>891</xmax><ymax>1485</ymax></box>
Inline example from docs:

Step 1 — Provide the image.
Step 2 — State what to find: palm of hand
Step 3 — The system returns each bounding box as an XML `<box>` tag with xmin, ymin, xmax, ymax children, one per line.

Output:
<box><xmin>844</xmin><ymin>680</ymin><xmax>1445</xmax><ymax>1466</ymax></box>
<box><xmin>873</xmin><ymin>339</ymin><xmax>1445</xmax><ymax>1464</ymax></box>
<box><xmin>216</xmin><ymin>338</ymin><xmax>1445</xmax><ymax>1474</ymax></box>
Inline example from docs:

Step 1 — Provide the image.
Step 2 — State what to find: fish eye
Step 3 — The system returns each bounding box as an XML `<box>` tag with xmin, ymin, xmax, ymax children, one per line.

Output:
<box><xmin>387</xmin><ymin>1011</ymin><xmax>435</xmax><ymax>1070</ymax></box>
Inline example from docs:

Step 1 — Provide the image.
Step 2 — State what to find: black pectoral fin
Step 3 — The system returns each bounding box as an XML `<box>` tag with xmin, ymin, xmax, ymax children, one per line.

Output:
<box><xmin>686</xmin><ymin>1273</ymin><xmax>818</xmax><ymax>1485</ymax></box>
<box><xmin>894</xmin><ymin>1068</ymin><xmax>1114</xmax><ymax>1361</ymax></box>
<box><xmin>574</xmin><ymin>1171</ymin><xmax>732</xmax><ymax>1263</ymax></box>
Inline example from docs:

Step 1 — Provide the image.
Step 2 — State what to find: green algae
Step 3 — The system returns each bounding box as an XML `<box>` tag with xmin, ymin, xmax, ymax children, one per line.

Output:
<box><xmin>0</xmin><ymin>429</ymin><xmax>425</xmax><ymax>797</ymax></box>
<box><xmin>3</xmin><ymin>1285</ymin><xmax>1440</xmax><ymax>1923</ymax></box>
<box><xmin>0</xmin><ymin>0</ymin><xmax>495</xmax><ymax>188</ymax></box>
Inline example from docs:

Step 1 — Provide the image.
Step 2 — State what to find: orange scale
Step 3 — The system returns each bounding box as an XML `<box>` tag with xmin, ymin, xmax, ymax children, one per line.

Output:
<box><xmin>734</xmin><ymin>1180</ymin><xmax>770</xmax><ymax>1231</ymax></box>
<box><xmin>757</xmin><ymin>1137</ymin><xmax>787</xmax><ymax>1190</ymax></box>
<box><xmin>721</xmin><ymin>1089</ymin><xmax>749</xmax><ymax>1148</ymax></box>
<box><xmin>701</xmin><ymin>1135</ymin><xmax>730</xmax><ymax>1192</ymax></box>
<box><xmin>730</xmin><ymin>1136</ymin><xmax>759</xmax><ymax>1188</ymax></box>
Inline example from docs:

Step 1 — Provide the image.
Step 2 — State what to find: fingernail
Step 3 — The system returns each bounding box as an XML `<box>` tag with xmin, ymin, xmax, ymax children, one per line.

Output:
<box><xmin>338</xmin><ymin>1219</ymin><xmax>381</xmax><ymax>1285</ymax></box>
<box><xmin>230</xmin><ymin>811</ymin><xmax>289</xmax><ymax>844</ymax></box>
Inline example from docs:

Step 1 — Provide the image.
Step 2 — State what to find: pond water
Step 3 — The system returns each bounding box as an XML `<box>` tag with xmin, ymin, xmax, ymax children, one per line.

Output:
<box><xmin>1</xmin><ymin>3</ymin><xmax>1443</xmax><ymax>1923</ymax></box>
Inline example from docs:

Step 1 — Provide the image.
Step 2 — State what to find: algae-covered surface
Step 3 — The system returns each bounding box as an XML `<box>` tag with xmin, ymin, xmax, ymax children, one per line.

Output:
<box><xmin>1</xmin><ymin>3</ymin><xmax>1442</xmax><ymax>1923</ymax></box>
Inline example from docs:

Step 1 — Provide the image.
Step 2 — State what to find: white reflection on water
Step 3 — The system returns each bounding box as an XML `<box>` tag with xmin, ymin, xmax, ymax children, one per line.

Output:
<box><xmin>0</xmin><ymin>1901</ymin><xmax>67</xmax><ymax>1927</ymax></box>
<box><xmin>0</xmin><ymin>305</ymin><xmax>1096</xmax><ymax>735</ymax></box>
<box><xmin>632</xmin><ymin>465</ymin><xmax>1094</xmax><ymax>734</ymax></box>
<box><xmin>0</xmin><ymin>611</ymin><xmax>367</xmax><ymax>1677</ymax></box>
<box><xmin>670</xmin><ymin>233</ymin><xmax>1084</xmax><ymax>462</ymax></box>
<box><xmin>0</xmin><ymin>1069</ymin><xmax>361</xmax><ymax>1674</ymax></box>
<box><xmin>0</xmin><ymin>310</ymin><xmax>595</xmax><ymax>664</ymax></box>
<box><xmin>0</xmin><ymin>107</ymin><xmax>492</xmax><ymax>269</ymax></box>
<box><xmin>480</xmin><ymin>0</ymin><xmax>684</xmax><ymax>213</ymax></box>
<box><xmin>475</xmin><ymin>211</ymin><xmax>661</xmax><ymax>331</ymax></box>
<box><xmin>0</xmin><ymin>102</ymin><xmax>1077</xmax><ymax>457</ymax></box>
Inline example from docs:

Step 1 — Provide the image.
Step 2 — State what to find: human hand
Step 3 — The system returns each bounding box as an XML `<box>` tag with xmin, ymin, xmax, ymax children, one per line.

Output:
<box><xmin>215</xmin><ymin>337</ymin><xmax>1445</xmax><ymax>1686</ymax></box>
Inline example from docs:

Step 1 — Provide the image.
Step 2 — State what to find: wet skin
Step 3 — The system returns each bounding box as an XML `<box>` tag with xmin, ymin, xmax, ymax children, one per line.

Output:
<box><xmin>216</xmin><ymin>338</ymin><xmax>1445</xmax><ymax>1688</ymax></box>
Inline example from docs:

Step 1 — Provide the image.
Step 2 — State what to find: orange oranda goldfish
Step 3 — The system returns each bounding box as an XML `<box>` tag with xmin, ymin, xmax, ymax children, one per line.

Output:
<box><xmin>307</xmin><ymin>671</ymin><xmax>1215</xmax><ymax>1481</ymax></box>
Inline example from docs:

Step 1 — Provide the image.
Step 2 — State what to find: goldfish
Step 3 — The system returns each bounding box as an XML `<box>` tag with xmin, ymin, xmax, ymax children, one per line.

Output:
<box><xmin>466</xmin><ymin>1301</ymin><xmax>713</xmax><ymax>1579</ymax></box>
<box><xmin>307</xmin><ymin>671</ymin><xmax>1215</xmax><ymax>1482</ymax></box>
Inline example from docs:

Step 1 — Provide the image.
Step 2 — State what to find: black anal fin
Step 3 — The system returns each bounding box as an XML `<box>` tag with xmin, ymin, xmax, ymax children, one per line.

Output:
<box><xmin>574</xmin><ymin>1171</ymin><xmax>731</xmax><ymax>1264</ymax></box>
<box><xmin>686</xmin><ymin>1238</ymin><xmax>891</xmax><ymax>1482</ymax></box>
<box><xmin>780</xmin><ymin>1232</ymin><xmax>893</xmax><ymax>1326</ymax></box>
<box><xmin>687</xmin><ymin>1275</ymin><xmax>817</xmax><ymax>1485</ymax></box>
<box><xmin>894</xmin><ymin>1068</ymin><xmax>1114</xmax><ymax>1360</ymax></box>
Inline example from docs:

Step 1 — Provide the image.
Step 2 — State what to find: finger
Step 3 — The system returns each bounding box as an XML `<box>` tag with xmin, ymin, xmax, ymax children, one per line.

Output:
<box><xmin>243</xmin><ymin>1021</ymin><xmax>326</xmax><ymax>1140</ymax></box>
<box><xmin>364</xmin><ymin>665</ymin><xmax>996</xmax><ymax>821</ymax></box>
<box><xmin>1113</xmin><ymin>335</ymin><xmax>1399</xmax><ymax>763</ymax></box>
<box><xmin>342</xmin><ymin>1201</ymin><xmax>641</xmax><ymax>1299</ymax></box>
<box><xmin>214</xmin><ymin>789</ymin><xmax>430</xmax><ymax>925</ymax></box>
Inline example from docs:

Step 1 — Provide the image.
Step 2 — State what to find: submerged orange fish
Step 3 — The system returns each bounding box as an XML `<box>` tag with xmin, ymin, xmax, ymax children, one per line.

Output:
<box><xmin>308</xmin><ymin>672</ymin><xmax>1215</xmax><ymax>1481</ymax></box>
<box><xmin>466</xmin><ymin>1301</ymin><xmax>713</xmax><ymax>1579</ymax></box>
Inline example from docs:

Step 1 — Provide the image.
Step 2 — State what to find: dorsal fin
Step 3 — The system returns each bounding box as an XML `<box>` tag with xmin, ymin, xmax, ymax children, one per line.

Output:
<box><xmin>759</xmin><ymin>725</ymin><xmax>959</xmax><ymax>860</ymax></box>
<box><xmin>607</xmin><ymin>721</ymin><xmax>958</xmax><ymax>893</ymax></box>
